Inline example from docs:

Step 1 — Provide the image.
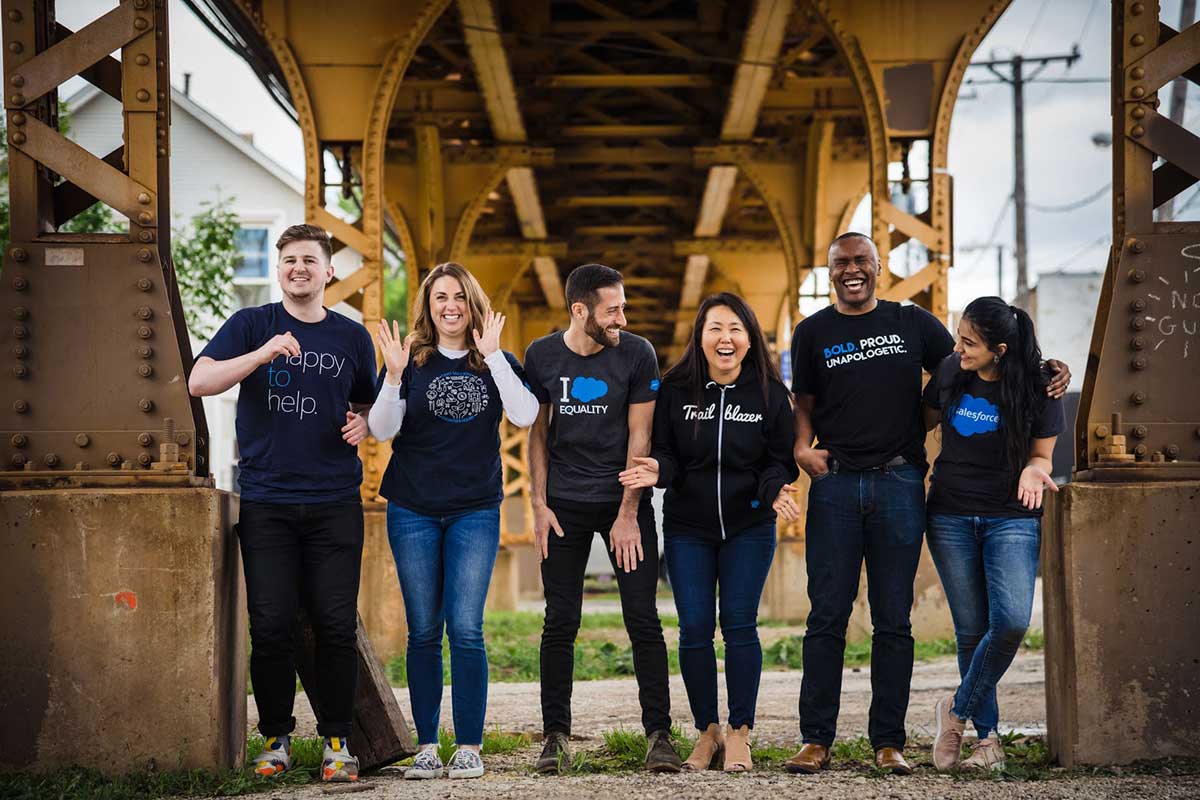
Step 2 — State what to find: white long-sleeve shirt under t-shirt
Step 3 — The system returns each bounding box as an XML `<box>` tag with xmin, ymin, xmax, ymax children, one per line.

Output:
<box><xmin>367</xmin><ymin>345</ymin><xmax>539</xmax><ymax>440</ymax></box>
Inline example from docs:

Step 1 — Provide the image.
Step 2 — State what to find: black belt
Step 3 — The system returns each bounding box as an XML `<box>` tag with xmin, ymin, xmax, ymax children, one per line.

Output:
<box><xmin>828</xmin><ymin>455</ymin><xmax>907</xmax><ymax>474</ymax></box>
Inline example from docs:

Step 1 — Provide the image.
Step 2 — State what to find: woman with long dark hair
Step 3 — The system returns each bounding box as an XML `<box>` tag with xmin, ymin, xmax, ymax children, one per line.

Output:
<box><xmin>924</xmin><ymin>296</ymin><xmax>1064</xmax><ymax>772</ymax></box>
<box><xmin>619</xmin><ymin>292</ymin><xmax>799</xmax><ymax>772</ymax></box>
<box><xmin>368</xmin><ymin>263</ymin><xmax>539</xmax><ymax>780</ymax></box>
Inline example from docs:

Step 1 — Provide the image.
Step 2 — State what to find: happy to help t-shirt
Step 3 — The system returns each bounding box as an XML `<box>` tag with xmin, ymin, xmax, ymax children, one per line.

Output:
<box><xmin>924</xmin><ymin>353</ymin><xmax>1065</xmax><ymax>517</ymax></box>
<box><xmin>523</xmin><ymin>331</ymin><xmax>660</xmax><ymax>503</ymax></box>
<box><xmin>198</xmin><ymin>303</ymin><xmax>378</xmax><ymax>503</ymax></box>
<box><xmin>378</xmin><ymin>350</ymin><xmax>528</xmax><ymax>515</ymax></box>
<box><xmin>790</xmin><ymin>300</ymin><xmax>954</xmax><ymax>471</ymax></box>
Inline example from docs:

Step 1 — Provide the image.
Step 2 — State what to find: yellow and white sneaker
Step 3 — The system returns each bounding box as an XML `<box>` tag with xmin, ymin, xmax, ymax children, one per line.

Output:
<box><xmin>322</xmin><ymin>736</ymin><xmax>360</xmax><ymax>782</ymax></box>
<box><xmin>250</xmin><ymin>735</ymin><xmax>291</xmax><ymax>777</ymax></box>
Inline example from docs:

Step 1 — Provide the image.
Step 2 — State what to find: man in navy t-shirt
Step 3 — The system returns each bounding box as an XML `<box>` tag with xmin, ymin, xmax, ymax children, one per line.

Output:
<box><xmin>189</xmin><ymin>224</ymin><xmax>377</xmax><ymax>783</ymax></box>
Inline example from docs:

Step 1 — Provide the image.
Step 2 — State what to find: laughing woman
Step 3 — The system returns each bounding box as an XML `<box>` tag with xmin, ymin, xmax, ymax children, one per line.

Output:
<box><xmin>619</xmin><ymin>292</ymin><xmax>800</xmax><ymax>773</ymax></box>
<box><xmin>924</xmin><ymin>296</ymin><xmax>1065</xmax><ymax>773</ymax></box>
<box><xmin>368</xmin><ymin>263</ymin><xmax>538</xmax><ymax>780</ymax></box>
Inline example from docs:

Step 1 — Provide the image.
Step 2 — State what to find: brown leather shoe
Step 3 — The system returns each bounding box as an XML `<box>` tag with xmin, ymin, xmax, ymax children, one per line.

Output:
<box><xmin>784</xmin><ymin>743</ymin><xmax>830</xmax><ymax>774</ymax></box>
<box><xmin>874</xmin><ymin>747</ymin><xmax>913</xmax><ymax>775</ymax></box>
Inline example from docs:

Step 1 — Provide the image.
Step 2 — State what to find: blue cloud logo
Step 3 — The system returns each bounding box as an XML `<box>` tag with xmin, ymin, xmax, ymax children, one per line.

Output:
<box><xmin>650</xmin><ymin>379</ymin><xmax>660</xmax><ymax>391</ymax></box>
<box><xmin>570</xmin><ymin>376</ymin><xmax>609</xmax><ymax>403</ymax></box>
<box><xmin>950</xmin><ymin>394</ymin><xmax>1001</xmax><ymax>437</ymax></box>
<box><xmin>750</xmin><ymin>500</ymin><xmax>761</xmax><ymax>509</ymax></box>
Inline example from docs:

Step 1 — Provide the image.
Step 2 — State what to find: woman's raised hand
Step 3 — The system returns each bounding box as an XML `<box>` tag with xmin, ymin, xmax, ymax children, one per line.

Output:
<box><xmin>618</xmin><ymin>456</ymin><xmax>659</xmax><ymax>490</ymax></box>
<box><xmin>473</xmin><ymin>309</ymin><xmax>505</xmax><ymax>357</ymax></box>
<box><xmin>772</xmin><ymin>483</ymin><xmax>802</xmax><ymax>522</ymax></box>
<box><xmin>376</xmin><ymin>320</ymin><xmax>412</xmax><ymax>384</ymax></box>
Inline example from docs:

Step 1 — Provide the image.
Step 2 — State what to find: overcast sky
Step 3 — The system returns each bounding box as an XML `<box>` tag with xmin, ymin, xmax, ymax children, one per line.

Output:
<box><xmin>58</xmin><ymin>0</ymin><xmax>1197</xmax><ymax>312</ymax></box>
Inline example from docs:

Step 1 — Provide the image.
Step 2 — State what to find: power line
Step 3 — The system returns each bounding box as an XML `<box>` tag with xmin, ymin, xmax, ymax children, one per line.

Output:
<box><xmin>1019</xmin><ymin>0</ymin><xmax>1054</xmax><ymax>54</ymax></box>
<box><xmin>1027</xmin><ymin>183</ymin><xmax>1111</xmax><ymax>213</ymax></box>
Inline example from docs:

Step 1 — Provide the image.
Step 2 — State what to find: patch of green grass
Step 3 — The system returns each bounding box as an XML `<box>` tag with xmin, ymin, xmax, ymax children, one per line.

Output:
<box><xmin>831</xmin><ymin>736</ymin><xmax>876</xmax><ymax>764</ymax></box>
<box><xmin>566</xmin><ymin>726</ymin><xmax>693</xmax><ymax>774</ymax></box>
<box><xmin>1023</xmin><ymin>628</ymin><xmax>1045</xmax><ymax>650</ymax></box>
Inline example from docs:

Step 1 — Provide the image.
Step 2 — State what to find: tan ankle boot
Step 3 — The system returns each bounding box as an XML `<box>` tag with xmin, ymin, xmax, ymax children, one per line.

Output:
<box><xmin>682</xmin><ymin>723</ymin><xmax>724</xmax><ymax>771</ymax></box>
<box><xmin>723</xmin><ymin>724</ymin><xmax>752</xmax><ymax>772</ymax></box>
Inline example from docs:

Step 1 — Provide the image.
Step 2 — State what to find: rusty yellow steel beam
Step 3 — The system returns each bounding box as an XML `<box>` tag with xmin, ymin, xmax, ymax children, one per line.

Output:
<box><xmin>535</xmin><ymin>74</ymin><xmax>714</xmax><ymax>88</ymax></box>
<box><xmin>559</xmin><ymin>195</ymin><xmax>690</xmax><ymax>208</ymax></box>
<box><xmin>560</xmin><ymin>124</ymin><xmax>699</xmax><ymax>138</ymax></box>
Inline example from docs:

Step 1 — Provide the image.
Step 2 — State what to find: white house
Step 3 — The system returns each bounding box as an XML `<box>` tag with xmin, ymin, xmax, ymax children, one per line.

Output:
<box><xmin>66</xmin><ymin>84</ymin><xmax>362</xmax><ymax>492</ymax></box>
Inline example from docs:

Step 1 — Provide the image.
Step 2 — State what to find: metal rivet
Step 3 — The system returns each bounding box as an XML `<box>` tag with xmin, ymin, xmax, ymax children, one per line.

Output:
<box><xmin>1129</xmin><ymin>268</ymin><xmax>1146</xmax><ymax>282</ymax></box>
<box><xmin>1132</xmin><ymin>2</ymin><xmax>1144</xmax><ymax>14</ymax></box>
<box><xmin>1131</xmin><ymin>33</ymin><xmax>1145</xmax><ymax>45</ymax></box>
<box><xmin>1131</xmin><ymin>123</ymin><xmax>1145</xmax><ymax>136</ymax></box>
<box><xmin>1131</xmin><ymin>67</ymin><xmax>1145</xmax><ymax>79</ymax></box>
<box><xmin>7</xmin><ymin>10</ymin><xmax>22</xmax><ymax>21</ymax></box>
<box><xmin>1165</xmin><ymin>444</ymin><xmax>1180</xmax><ymax>459</ymax></box>
<box><xmin>134</xmin><ymin>0</ymin><xmax>149</xmax><ymax>8</ymax></box>
<box><xmin>1132</xmin><ymin>356</ymin><xmax>1147</xmax><ymax>370</ymax></box>
<box><xmin>1132</xmin><ymin>335</ymin><xmax>1146</xmax><ymax>349</ymax></box>
<box><xmin>8</xmin><ymin>42</ymin><xmax>22</xmax><ymax>54</ymax></box>
<box><xmin>75</xmin><ymin>434</ymin><xmax>90</xmax><ymax>447</ymax></box>
<box><xmin>1132</xmin><ymin>425</ymin><xmax>1147</xmax><ymax>439</ymax></box>
<box><xmin>136</xmin><ymin>306</ymin><xmax>153</xmax><ymax>320</ymax></box>
<box><xmin>10</xmin><ymin>92</ymin><xmax>23</xmax><ymax>104</ymax></box>
<box><xmin>197</xmin><ymin>437</ymin><xmax>205</xmax><ymax>448</ymax></box>
<box><xmin>1130</xmin><ymin>298</ymin><xmax>1146</xmax><ymax>312</ymax></box>
<box><xmin>134</xmin><ymin>17</ymin><xmax>149</xmax><ymax>30</ymax></box>
<box><xmin>137</xmin><ymin>344</ymin><xmax>153</xmax><ymax>358</ymax></box>
<box><xmin>197</xmin><ymin>455</ymin><xmax>206</xmax><ymax>467</ymax></box>
<box><xmin>137</xmin><ymin>211</ymin><xmax>153</xmax><ymax>225</ymax></box>
<box><xmin>1134</xmin><ymin>443</ymin><xmax>1148</xmax><ymax>457</ymax></box>
<box><xmin>13</xmin><ymin>324</ymin><xmax>27</xmax><ymax>338</ymax></box>
<box><xmin>137</xmin><ymin>192</ymin><xmax>151</xmax><ymax>205</ymax></box>
<box><xmin>10</xmin><ymin>131</ymin><xmax>25</xmax><ymax>145</ymax></box>
<box><xmin>176</xmin><ymin>432</ymin><xmax>191</xmax><ymax>446</ymax></box>
<box><xmin>9</xmin><ymin>111</ymin><xmax>23</xmax><ymax>126</ymax></box>
<box><xmin>44</xmin><ymin>453</ymin><xmax>58</xmax><ymax>467</ymax></box>
<box><xmin>136</xmin><ymin>89</ymin><xmax>150</xmax><ymax>102</ymax></box>
<box><xmin>1094</xmin><ymin>425</ymin><xmax>1110</xmax><ymax>439</ymax></box>
<box><xmin>137</xmin><ymin>432</ymin><xmax>153</xmax><ymax>447</ymax></box>
<box><xmin>137</xmin><ymin>248</ymin><xmax>152</xmax><ymax>262</ymax></box>
<box><xmin>156</xmin><ymin>146</ymin><xmax>167</xmax><ymax>156</ymax></box>
<box><xmin>1131</xmin><ymin>87</ymin><xmax>1145</xmax><ymax>99</ymax></box>
<box><xmin>135</xmin><ymin>53</ymin><xmax>149</xmax><ymax>66</ymax></box>
<box><xmin>13</xmin><ymin>364</ymin><xmax>28</xmax><ymax>378</ymax></box>
<box><xmin>137</xmin><ymin>325</ymin><xmax>153</xmax><ymax>339</ymax></box>
<box><xmin>10</xmin><ymin>454</ymin><xmax>25</xmax><ymax>468</ymax></box>
<box><xmin>138</xmin><ymin>399</ymin><xmax>154</xmax><ymax>412</ymax></box>
<box><xmin>13</xmin><ymin>399</ymin><xmax>29</xmax><ymax>413</ymax></box>
<box><xmin>13</xmin><ymin>344</ymin><xmax>28</xmax><ymax>358</ymax></box>
<box><xmin>156</xmin><ymin>128</ymin><xmax>165</xmax><ymax>139</ymax></box>
<box><xmin>137</xmin><ymin>363</ymin><xmax>153</xmax><ymax>378</ymax></box>
<box><xmin>107</xmin><ymin>452</ymin><xmax>122</xmax><ymax>467</ymax></box>
<box><xmin>1132</xmin><ymin>107</ymin><xmax>1146</xmax><ymax>119</ymax></box>
<box><xmin>9</xmin><ymin>74</ymin><xmax>22</xmax><ymax>88</ymax></box>
<box><xmin>1131</xmin><ymin>390</ymin><xmax>1147</xmax><ymax>404</ymax></box>
<box><xmin>11</xmin><ymin>434</ymin><xmax>27</xmax><ymax>448</ymax></box>
<box><xmin>12</xmin><ymin>248</ymin><xmax>27</xmax><ymax>262</ymax></box>
<box><xmin>136</xmin><ymin>278</ymin><xmax>153</xmax><ymax>291</ymax></box>
<box><xmin>138</xmin><ymin>230</ymin><xmax>154</xmax><ymax>243</ymax></box>
<box><xmin>1131</xmin><ymin>317</ymin><xmax>1147</xmax><ymax>330</ymax></box>
<box><xmin>137</xmin><ymin>453</ymin><xmax>153</xmax><ymax>467</ymax></box>
<box><xmin>157</xmin><ymin>60</ymin><xmax>165</xmax><ymax>69</ymax></box>
<box><xmin>13</xmin><ymin>306</ymin><xmax>27</xmax><ymax>319</ymax></box>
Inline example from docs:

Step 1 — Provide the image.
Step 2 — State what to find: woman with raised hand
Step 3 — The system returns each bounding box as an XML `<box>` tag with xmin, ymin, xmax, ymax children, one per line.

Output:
<box><xmin>368</xmin><ymin>262</ymin><xmax>539</xmax><ymax>780</ymax></box>
<box><xmin>924</xmin><ymin>296</ymin><xmax>1065</xmax><ymax>773</ymax></box>
<box><xmin>619</xmin><ymin>292</ymin><xmax>800</xmax><ymax>773</ymax></box>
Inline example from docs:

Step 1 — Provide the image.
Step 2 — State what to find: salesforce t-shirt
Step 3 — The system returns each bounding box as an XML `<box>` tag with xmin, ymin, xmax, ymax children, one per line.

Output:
<box><xmin>378</xmin><ymin>349</ymin><xmax>528</xmax><ymax>515</ymax></box>
<box><xmin>790</xmin><ymin>300</ymin><xmax>954</xmax><ymax>471</ymax></box>
<box><xmin>198</xmin><ymin>303</ymin><xmax>377</xmax><ymax>503</ymax></box>
<box><xmin>523</xmin><ymin>330</ymin><xmax>660</xmax><ymax>503</ymax></box>
<box><xmin>924</xmin><ymin>353</ymin><xmax>1065</xmax><ymax>517</ymax></box>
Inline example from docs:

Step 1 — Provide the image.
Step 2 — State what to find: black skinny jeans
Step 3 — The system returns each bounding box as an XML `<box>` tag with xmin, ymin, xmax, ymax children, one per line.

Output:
<box><xmin>238</xmin><ymin>499</ymin><xmax>364</xmax><ymax>739</ymax></box>
<box><xmin>540</xmin><ymin>497</ymin><xmax>671</xmax><ymax>735</ymax></box>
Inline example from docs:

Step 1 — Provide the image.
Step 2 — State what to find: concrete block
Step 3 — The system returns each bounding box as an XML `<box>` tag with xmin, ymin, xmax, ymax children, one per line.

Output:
<box><xmin>1043</xmin><ymin>480</ymin><xmax>1200</xmax><ymax>766</ymax></box>
<box><xmin>0</xmin><ymin>488</ymin><xmax>244</xmax><ymax>774</ymax></box>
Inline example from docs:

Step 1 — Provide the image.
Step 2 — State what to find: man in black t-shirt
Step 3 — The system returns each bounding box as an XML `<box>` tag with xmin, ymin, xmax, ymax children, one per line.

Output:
<box><xmin>784</xmin><ymin>233</ymin><xmax>1069</xmax><ymax>777</ymax></box>
<box><xmin>523</xmin><ymin>264</ymin><xmax>681</xmax><ymax>774</ymax></box>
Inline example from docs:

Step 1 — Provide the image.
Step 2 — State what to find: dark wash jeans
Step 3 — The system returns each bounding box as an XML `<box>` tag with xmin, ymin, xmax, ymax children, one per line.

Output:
<box><xmin>541</xmin><ymin>497</ymin><xmax>671</xmax><ymax>735</ymax></box>
<box><xmin>926</xmin><ymin>513</ymin><xmax>1040</xmax><ymax>740</ymax></box>
<box><xmin>237</xmin><ymin>499</ymin><xmax>364</xmax><ymax>739</ymax></box>
<box><xmin>664</xmin><ymin>522</ymin><xmax>776</xmax><ymax>730</ymax></box>
<box><xmin>799</xmin><ymin>464</ymin><xmax>926</xmax><ymax>750</ymax></box>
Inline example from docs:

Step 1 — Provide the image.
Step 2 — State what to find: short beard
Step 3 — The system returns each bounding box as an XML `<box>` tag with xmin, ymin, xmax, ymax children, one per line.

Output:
<box><xmin>283</xmin><ymin>285</ymin><xmax>321</xmax><ymax>304</ymax></box>
<box><xmin>584</xmin><ymin>311</ymin><xmax>618</xmax><ymax>348</ymax></box>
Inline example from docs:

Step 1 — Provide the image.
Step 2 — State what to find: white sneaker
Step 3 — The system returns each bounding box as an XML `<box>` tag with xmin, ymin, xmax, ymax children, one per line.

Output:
<box><xmin>405</xmin><ymin>746</ymin><xmax>444</xmax><ymax>779</ymax></box>
<box><xmin>447</xmin><ymin>747</ymin><xmax>485</xmax><ymax>779</ymax></box>
<box><xmin>961</xmin><ymin>735</ymin><xmax>1006</xmax><ymax>771</ymax></box>
<box><xmin>250</xmin><ymin>735</ymin><xmax>291</xmax><ymax>777</ymax></box>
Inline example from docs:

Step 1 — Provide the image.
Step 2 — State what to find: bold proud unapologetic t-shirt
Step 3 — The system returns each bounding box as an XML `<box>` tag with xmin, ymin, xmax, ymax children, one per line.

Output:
<box><xmin>924</xmin><ymin>353</ymin><xmax>1065</xmax><ymax>517</ymax></box>
<box><xmin>199</xmin><ymin>303</ymin><xmax>377</xmax><ymax>503</ymax></box>
<box><xmin>790</xmin><ymin>300</ymin><xmax>954</xmax><ymax>471</ymax></box>
<box><xmin>523</xmin><ymin>330</ymin><xmax>660</xmax><ymax>503</ymax></box>
<box><xmin>377</xmin><ymin>349</ymin><xmax>529</xmax><ymax>515</ymax></box>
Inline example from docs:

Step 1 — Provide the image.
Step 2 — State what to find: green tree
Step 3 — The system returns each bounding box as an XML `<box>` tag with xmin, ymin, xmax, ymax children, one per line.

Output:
<box><xmin>172</xmin><ymin>199</ymin><xmax>239</xmax><ymax>340</ymax></box>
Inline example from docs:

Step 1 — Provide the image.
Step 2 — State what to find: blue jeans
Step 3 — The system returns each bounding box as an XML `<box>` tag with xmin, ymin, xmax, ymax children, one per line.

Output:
<box><xmin>386</xmin><ymin>503</ymin><xmax>500</xmax><ymax>746</ymax></box>
<box><xmin>926</xmin><ymin>513</ymin><xmax>1040</xmax><ymax>740</ymax></box>
<box><xmin>799</xmin><ymin>464</ymin><xmax>927</xmax><ymax>750</ymax></box>
<box><xmin>664</xmin><ymin>523</ymin><xmax>777</xmax><ymax>730</ymax></box>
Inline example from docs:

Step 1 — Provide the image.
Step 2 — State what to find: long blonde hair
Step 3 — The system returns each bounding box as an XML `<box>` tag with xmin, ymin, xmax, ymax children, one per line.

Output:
<box><xmin>410</xmin><ymin>262</ymin><xmax>491</xmax><ymax>372</ymax></box>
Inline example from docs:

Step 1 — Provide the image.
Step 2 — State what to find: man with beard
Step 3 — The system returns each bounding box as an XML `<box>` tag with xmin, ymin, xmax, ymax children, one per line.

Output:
<box><xmin>189</xmin><ymin>224</ymin><xmax>377</xmax><ymax>783</ymax></box>
<box><xmin>784</xmin><ymin>232</ymin><xmax>1069</xmax><ymax>776</ymax></box>
<box><xmin>523</xmin><ymin>263</ymin><xmax>681</xmax><ymax>774</ymax></box>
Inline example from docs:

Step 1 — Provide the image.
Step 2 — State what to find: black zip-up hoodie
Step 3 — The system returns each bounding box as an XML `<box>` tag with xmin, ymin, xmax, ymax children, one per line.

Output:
<box><xmin>652</xmin><ymin>376</ymin><xmax>799</xmax><ymax>541</ymax></box>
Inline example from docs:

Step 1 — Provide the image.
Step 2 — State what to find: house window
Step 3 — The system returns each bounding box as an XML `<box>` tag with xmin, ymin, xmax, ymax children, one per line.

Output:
<box><xmin>234</xmin><ymin>227</ymin><xmax>270</xmax><ymax>279</ymax></box>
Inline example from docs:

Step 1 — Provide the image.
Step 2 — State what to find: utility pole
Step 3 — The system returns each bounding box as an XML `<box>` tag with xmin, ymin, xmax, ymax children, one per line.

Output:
<box><xmin>1158</xmin><ymin>0</ymin><xmax>1195</xmax><ymax>221</ymax></box>
<box><xmin>969</xmin><ymin>47</ymin><xmax>1079</xmax><ymax>311</ymax></box>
